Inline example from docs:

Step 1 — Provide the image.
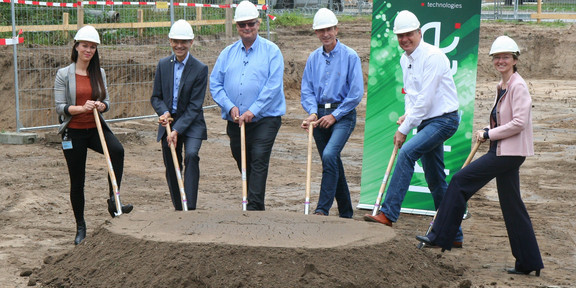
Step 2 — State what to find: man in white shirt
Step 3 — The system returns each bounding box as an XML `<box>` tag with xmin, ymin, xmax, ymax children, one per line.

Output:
<box><xmin>364</xmin><ymin>10</ymin><xmax>463</xmax><ymax>247</ymax></box>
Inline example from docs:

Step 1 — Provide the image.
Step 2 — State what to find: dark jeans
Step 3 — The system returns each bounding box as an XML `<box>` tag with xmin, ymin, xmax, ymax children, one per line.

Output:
<box><xmin>227</xmin><ymin>117</ymin><xmax>281</xmax><ymax>210</ymax></box>
<box><xmin>161</xmin><ymin>135</ymin><xmax>203</xmax><ymax>210</ymax></box>
<box><xmin>63</xmin><ymin>127</ymin><xmax>124</xmax><ymax>223</ymax></box>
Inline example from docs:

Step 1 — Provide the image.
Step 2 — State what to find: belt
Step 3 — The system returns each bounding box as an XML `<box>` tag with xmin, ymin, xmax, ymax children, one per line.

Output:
<box><xmin>318</xmin><ymin>103</ymin><xmax>340</xmax><ymax>109</ymax></box>
<box><xmin>425</xmin><ymin>110</ymin><xmax>458</xmax><ymax>121</ymax></box>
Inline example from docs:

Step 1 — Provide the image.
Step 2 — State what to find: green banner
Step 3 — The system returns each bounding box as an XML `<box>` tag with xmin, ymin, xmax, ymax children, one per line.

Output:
<box><xmin>358</xmin><ymin>0</ymin><xmax>482</xmax><ymax>215</ymax></box>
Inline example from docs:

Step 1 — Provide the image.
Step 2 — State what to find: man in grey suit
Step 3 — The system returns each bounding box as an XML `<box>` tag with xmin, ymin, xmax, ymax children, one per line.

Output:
<box><xmin>150</xmin><ymin>19</ymin><xmax>208</xmax><ymax>210</ymax></box>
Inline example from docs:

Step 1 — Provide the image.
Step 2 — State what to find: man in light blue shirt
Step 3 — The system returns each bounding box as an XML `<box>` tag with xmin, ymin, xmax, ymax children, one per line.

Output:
<box><xmin>300</xmin><ymin>8</ymin><xmax>364</xmax><ymax>218</ymax></box>
<box><xmin>210</xmin><ymin>1</ymin><xmax>285</xmax><ymax>210</ymax></box>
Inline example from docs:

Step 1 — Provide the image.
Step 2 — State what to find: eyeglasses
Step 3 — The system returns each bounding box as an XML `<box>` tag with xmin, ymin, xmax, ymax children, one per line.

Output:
<box><xmin>237</xmin><ymin>21</ymin><xmax>258</xmax><ymax>28</ymax></box>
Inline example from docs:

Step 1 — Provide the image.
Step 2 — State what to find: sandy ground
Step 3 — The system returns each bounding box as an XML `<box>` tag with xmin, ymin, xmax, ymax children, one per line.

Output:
<box><xmin>1</xmin><ymin>20</ymin><xmax>576</xmax><ymax>287</ymax></box>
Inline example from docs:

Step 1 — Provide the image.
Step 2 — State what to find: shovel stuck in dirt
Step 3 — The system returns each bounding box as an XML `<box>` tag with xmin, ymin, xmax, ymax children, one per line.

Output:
<box><xmin>164</xmin><ymin>118</ymin><xmax>188</xmax><ymax>211</ymax></box>
<box><xmin>304</xmin><ymin>121</ymin><xmax>316</xmax><ymax>215</ymax></box>
<box><xmin>233</xmin><ymin>116</ymin><xmax>248</xmax><ymax>211</ymax></box>
<box><xmin>240</xmin><ymin>122</ymin><xmax>248</xmax><ymax>211</ymax></box>
<box><xmin>93</xmin><ymin>108</ymin><xmax>124</xmax><ymax>217</ymax></box>
<box><xmin>370</xmin><ymin>145</ymin><xmax>399</xmax><ymax>216</ymax></box>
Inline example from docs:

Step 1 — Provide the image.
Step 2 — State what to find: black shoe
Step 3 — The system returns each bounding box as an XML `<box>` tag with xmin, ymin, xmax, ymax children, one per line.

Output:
<box><xmin>416</xmin><ymin>235</ymin><xmax>433</xmax><ymax>245</ymax></box>
<box><xmin>107</xmin><ymin>198</ymin><xmax>134</xmax><ymax>218</ymax></box>
<box><xmin>415</xmin><ymin>235</ymin><xmax>446</xmax><ymax>252</ymax></box>
<box><xmin>74</xmin><ymin>222</ymin><xmax>86</xmax><ymax>245</ymax></box>
<box><xmin>507</xmin><ymin>268</ymin><xmax>541</xmax><ymax>277</ymax></box>
<box><xmin>122</xmin><ymin>204</ymin><xmax>134</xmax><ymax>214</ymax></box>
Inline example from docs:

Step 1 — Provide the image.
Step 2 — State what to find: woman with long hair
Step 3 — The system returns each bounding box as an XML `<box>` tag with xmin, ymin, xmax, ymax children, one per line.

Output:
<box><xmin>54</xmin><ymin>26</ymin><xmax>133</xmax><ymax>245</ymax></box>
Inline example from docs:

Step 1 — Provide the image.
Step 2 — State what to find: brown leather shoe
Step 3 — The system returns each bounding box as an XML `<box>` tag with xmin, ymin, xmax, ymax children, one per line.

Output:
<box><xmin>363</xmin><ymin>213</ymin><xmax>393</xmax><ymax>227</ymax></box>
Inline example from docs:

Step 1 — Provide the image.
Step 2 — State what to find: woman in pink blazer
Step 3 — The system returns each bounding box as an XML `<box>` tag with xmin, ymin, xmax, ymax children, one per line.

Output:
<box><xmin>416</xmin><ymin>36</ymin><xmax>543</xmax><ymax>277</ymax></box>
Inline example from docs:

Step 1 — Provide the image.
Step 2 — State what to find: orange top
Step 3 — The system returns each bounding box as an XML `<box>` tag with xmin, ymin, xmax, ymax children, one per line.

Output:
<box><xmin>68</xmin><ymin>74</ymin><xmax>97</xmax><ymax>129</ymax></box>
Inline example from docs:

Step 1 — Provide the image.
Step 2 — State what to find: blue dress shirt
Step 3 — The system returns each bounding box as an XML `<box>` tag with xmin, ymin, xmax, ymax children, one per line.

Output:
<box><xmin>210</xmin><ymin>35</ymin><xmax>286</xmax><ymax>122</ymax></box>
<box><xmin>171</xmin><ymin>53</ymin><xmax>189</xmax><ymax>114</ymax></box>
<box><xmin>300</xmin><ymin>40</ymin><xmax>364</xmax><ymax>121</ymax></box>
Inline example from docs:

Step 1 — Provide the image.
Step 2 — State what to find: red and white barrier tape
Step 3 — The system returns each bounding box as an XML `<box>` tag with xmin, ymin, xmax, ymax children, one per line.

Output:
<box><xmin>1</xmin><ymin>0</ymin><xmax>77</xmax><ymax>7</ymax></box>
<box><xmin>0</xmin><ymin>37</ymin><xmax>24</xmax><ymax>45</ymax></box>
<box><xmin>1</xmin><ymin>0</ymin><xmax>268</xmax><ymax>9</ymax></box>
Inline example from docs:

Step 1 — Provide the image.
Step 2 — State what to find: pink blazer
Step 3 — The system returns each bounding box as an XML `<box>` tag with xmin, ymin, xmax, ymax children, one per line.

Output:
<box><xmin>486</xmin><ymin>72</ymin><xmax>534</xmax><ymax>157</ymax></box>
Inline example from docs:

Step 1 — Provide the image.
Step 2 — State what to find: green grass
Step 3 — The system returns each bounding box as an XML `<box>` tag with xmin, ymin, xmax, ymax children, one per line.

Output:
<box><xmin>271</xmin><ymin>13</ymin><xmax>314</xmax><ymax>27</ymax></box>
<box><xmin>270</xmin><ymin>13</ymin><xmax>370</xmax><ymax>28</ymax></box>
<box><xmin>484</xmin><ymin>18</ymin><xmax>569</xmax><ymax>27</ymax></box>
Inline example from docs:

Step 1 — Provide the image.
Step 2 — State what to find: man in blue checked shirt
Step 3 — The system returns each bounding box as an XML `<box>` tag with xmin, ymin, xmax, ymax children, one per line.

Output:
<box><xmin>300</xmin><ymin>8</ymin><xmax>364</xmax><ymax>218</ymax></box>
<box><xmin>210</xmin><ymin>1</ymin><xmax>286</xmax><ymax>211</ymax></box>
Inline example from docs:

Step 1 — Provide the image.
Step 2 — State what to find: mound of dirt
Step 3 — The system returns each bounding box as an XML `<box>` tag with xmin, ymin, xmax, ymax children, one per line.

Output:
<box><xmin>35</xmin><ymin>226</ymin><xmax>462</xmax><ymax>288</ymax></box>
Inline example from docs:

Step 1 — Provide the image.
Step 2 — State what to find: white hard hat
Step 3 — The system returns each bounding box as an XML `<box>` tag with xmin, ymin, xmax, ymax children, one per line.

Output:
<box><xmin>489</xmin><ymin>35</ymin><xmax>520</xmax><ymax>56</ymax></box>
<box><xmin>234</xmin><ymin>1</ymin><xmax>259</xmax><ymax>22</ymax></box>
<box><xmin>393</xmin><ymin>10</ymin><xmax>420</xmax><ymax>34</ymax></box>
<box><xmin>74</xmin><ymin>25</ymin><xmax>100</xmax><ymax>44</ymax></box>
<box><xmin>169</xmin><ymin>19</ymin><xmax>195</xmax><ymax>40</ymax></box>
<box><xmin>313</xmin><ymin>8</ymin><xmax>338</xmax><ymax>30</ymax></box>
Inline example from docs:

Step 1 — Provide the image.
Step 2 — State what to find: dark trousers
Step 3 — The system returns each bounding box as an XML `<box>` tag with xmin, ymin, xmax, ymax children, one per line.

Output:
<box><xmin>63</xmin><ymin>127</ymin><xmax>124</xmax><ymax>224</ymax></box>
<box><xmin>428</xmin><ymin>147</ymin><xmax>543</xmax><ymax>271</ymax></box>
<box><xmin>162</xmin><ymin>135</ymin><xmax>203</xmax><ymax>210</ymax></box>
<box><xmin>227</xmin><ymin>117</ymin><xmax>281</xmax><ymax>210</ymax></box>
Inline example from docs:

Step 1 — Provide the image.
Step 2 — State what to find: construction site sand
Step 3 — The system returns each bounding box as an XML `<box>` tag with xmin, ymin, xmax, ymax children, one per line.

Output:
<box><xmin>106</xmin><ymin>210</ymin><xmax>395</xmax><ymax>248</ymax></box>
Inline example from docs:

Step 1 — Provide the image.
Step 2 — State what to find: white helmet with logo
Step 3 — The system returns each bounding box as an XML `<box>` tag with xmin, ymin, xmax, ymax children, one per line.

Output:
<box><xmin>234</xmin><ymin>1</ymin><xmax>259</xmax><ymax>22</ymax></box>
<box><xmin>313</xmin><ymin>8</ymin><xmax>338</xmax><ymax>30</ymax></box>
<box><xmin>489</xmin><ymin>35</ymin><xmax>520</xmax><ymax>56</ymax></box>
<box><xmin>393</xmin><ymin>10</ymin><xmax>420</xmax><ymax>34</ymax></box>
<box><xmin>74</xmin><ymin>25</ymin><xmax>100</xmax><ymax>44</ymax></box>
<box><xmin>169</xmin><ymin>19</ymin><xmax>195</xmax><ymax>40</ymax></box>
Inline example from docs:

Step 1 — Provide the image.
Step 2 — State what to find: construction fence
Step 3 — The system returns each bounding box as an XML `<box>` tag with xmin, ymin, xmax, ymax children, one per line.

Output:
<box><xmin>481</xmin><ymin>0</ymin><xmax>576</xmax><ymax>21</ymax></box>
<box><xmin>1</xmin><ymin>0</ymin><xmax>575</xmax><ymax>132</ymax></box>
<box><xmin>1</xmin><ymin>0</ymin><xmax>374</xmax><ymax>132</ymax></box>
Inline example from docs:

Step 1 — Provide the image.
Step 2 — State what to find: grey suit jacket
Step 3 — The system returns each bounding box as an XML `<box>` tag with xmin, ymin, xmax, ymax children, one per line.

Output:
<box><xmin>54</xmin><ymin>62</ymin><xmax>111</xmax><ymax>135</ymax></box>
<box><xmin>150</xmin><ymin>53</ymin><xmax>208</xmax><ymax>142</ymax></box>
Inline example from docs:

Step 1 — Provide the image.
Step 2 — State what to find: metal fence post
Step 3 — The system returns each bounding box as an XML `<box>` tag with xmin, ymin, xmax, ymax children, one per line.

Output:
<box><xmin>11</xmin><ymin>0</ymin><xmax>21</xmax><ymax>132</ymax></box>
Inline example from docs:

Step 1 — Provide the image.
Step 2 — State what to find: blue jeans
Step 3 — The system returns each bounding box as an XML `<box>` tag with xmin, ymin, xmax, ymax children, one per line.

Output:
<box><xmin>380</xmin><ymin>111</ymin><xmax>463</xmax><ymax>241</ymax></box>
<box><xmin>314</xmin><ymin>109</ymin><xmax>356</xmax><ymax>218</ymax></box>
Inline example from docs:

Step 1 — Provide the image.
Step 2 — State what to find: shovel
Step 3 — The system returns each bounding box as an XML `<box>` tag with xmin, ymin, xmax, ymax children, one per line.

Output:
<box><xmin>164</xmin><ymin>118</ymin><xmax>188</xmax><ymax>211</ymax></box>
<box><xmin>417</xmin><ymin>140</ymin><xmax>482</xmax><ymax>249</ymax></box>
<box><xmin>93</xmin><ymin>108</ymin><xmax>123</xmax><ymax>217</ymax></box>
<box><xmin>240</xmin><ymin>122</ymin><xmax>247</xmax><ymax>211</ymax></box>
<box><xmin>304</xmin><ymin>121</ymin><xmax>316</xmax><ymax>215</ymax></box>
<box><xmin>371</xmin><ymin>144</ymin><xmax>399</xmax><ymax>216</ymax></box>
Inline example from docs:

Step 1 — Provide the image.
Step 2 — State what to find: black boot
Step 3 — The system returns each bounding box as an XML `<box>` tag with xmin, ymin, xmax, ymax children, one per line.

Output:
<box><xmin>74</xmin><ymin>221</ymin><xmax>86</xmax><ymax>245</ymax></box>
<box><xmin>107</xmin><ymin>197</ymin><xmax>134</xmax><ymax>218</ymax></box>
